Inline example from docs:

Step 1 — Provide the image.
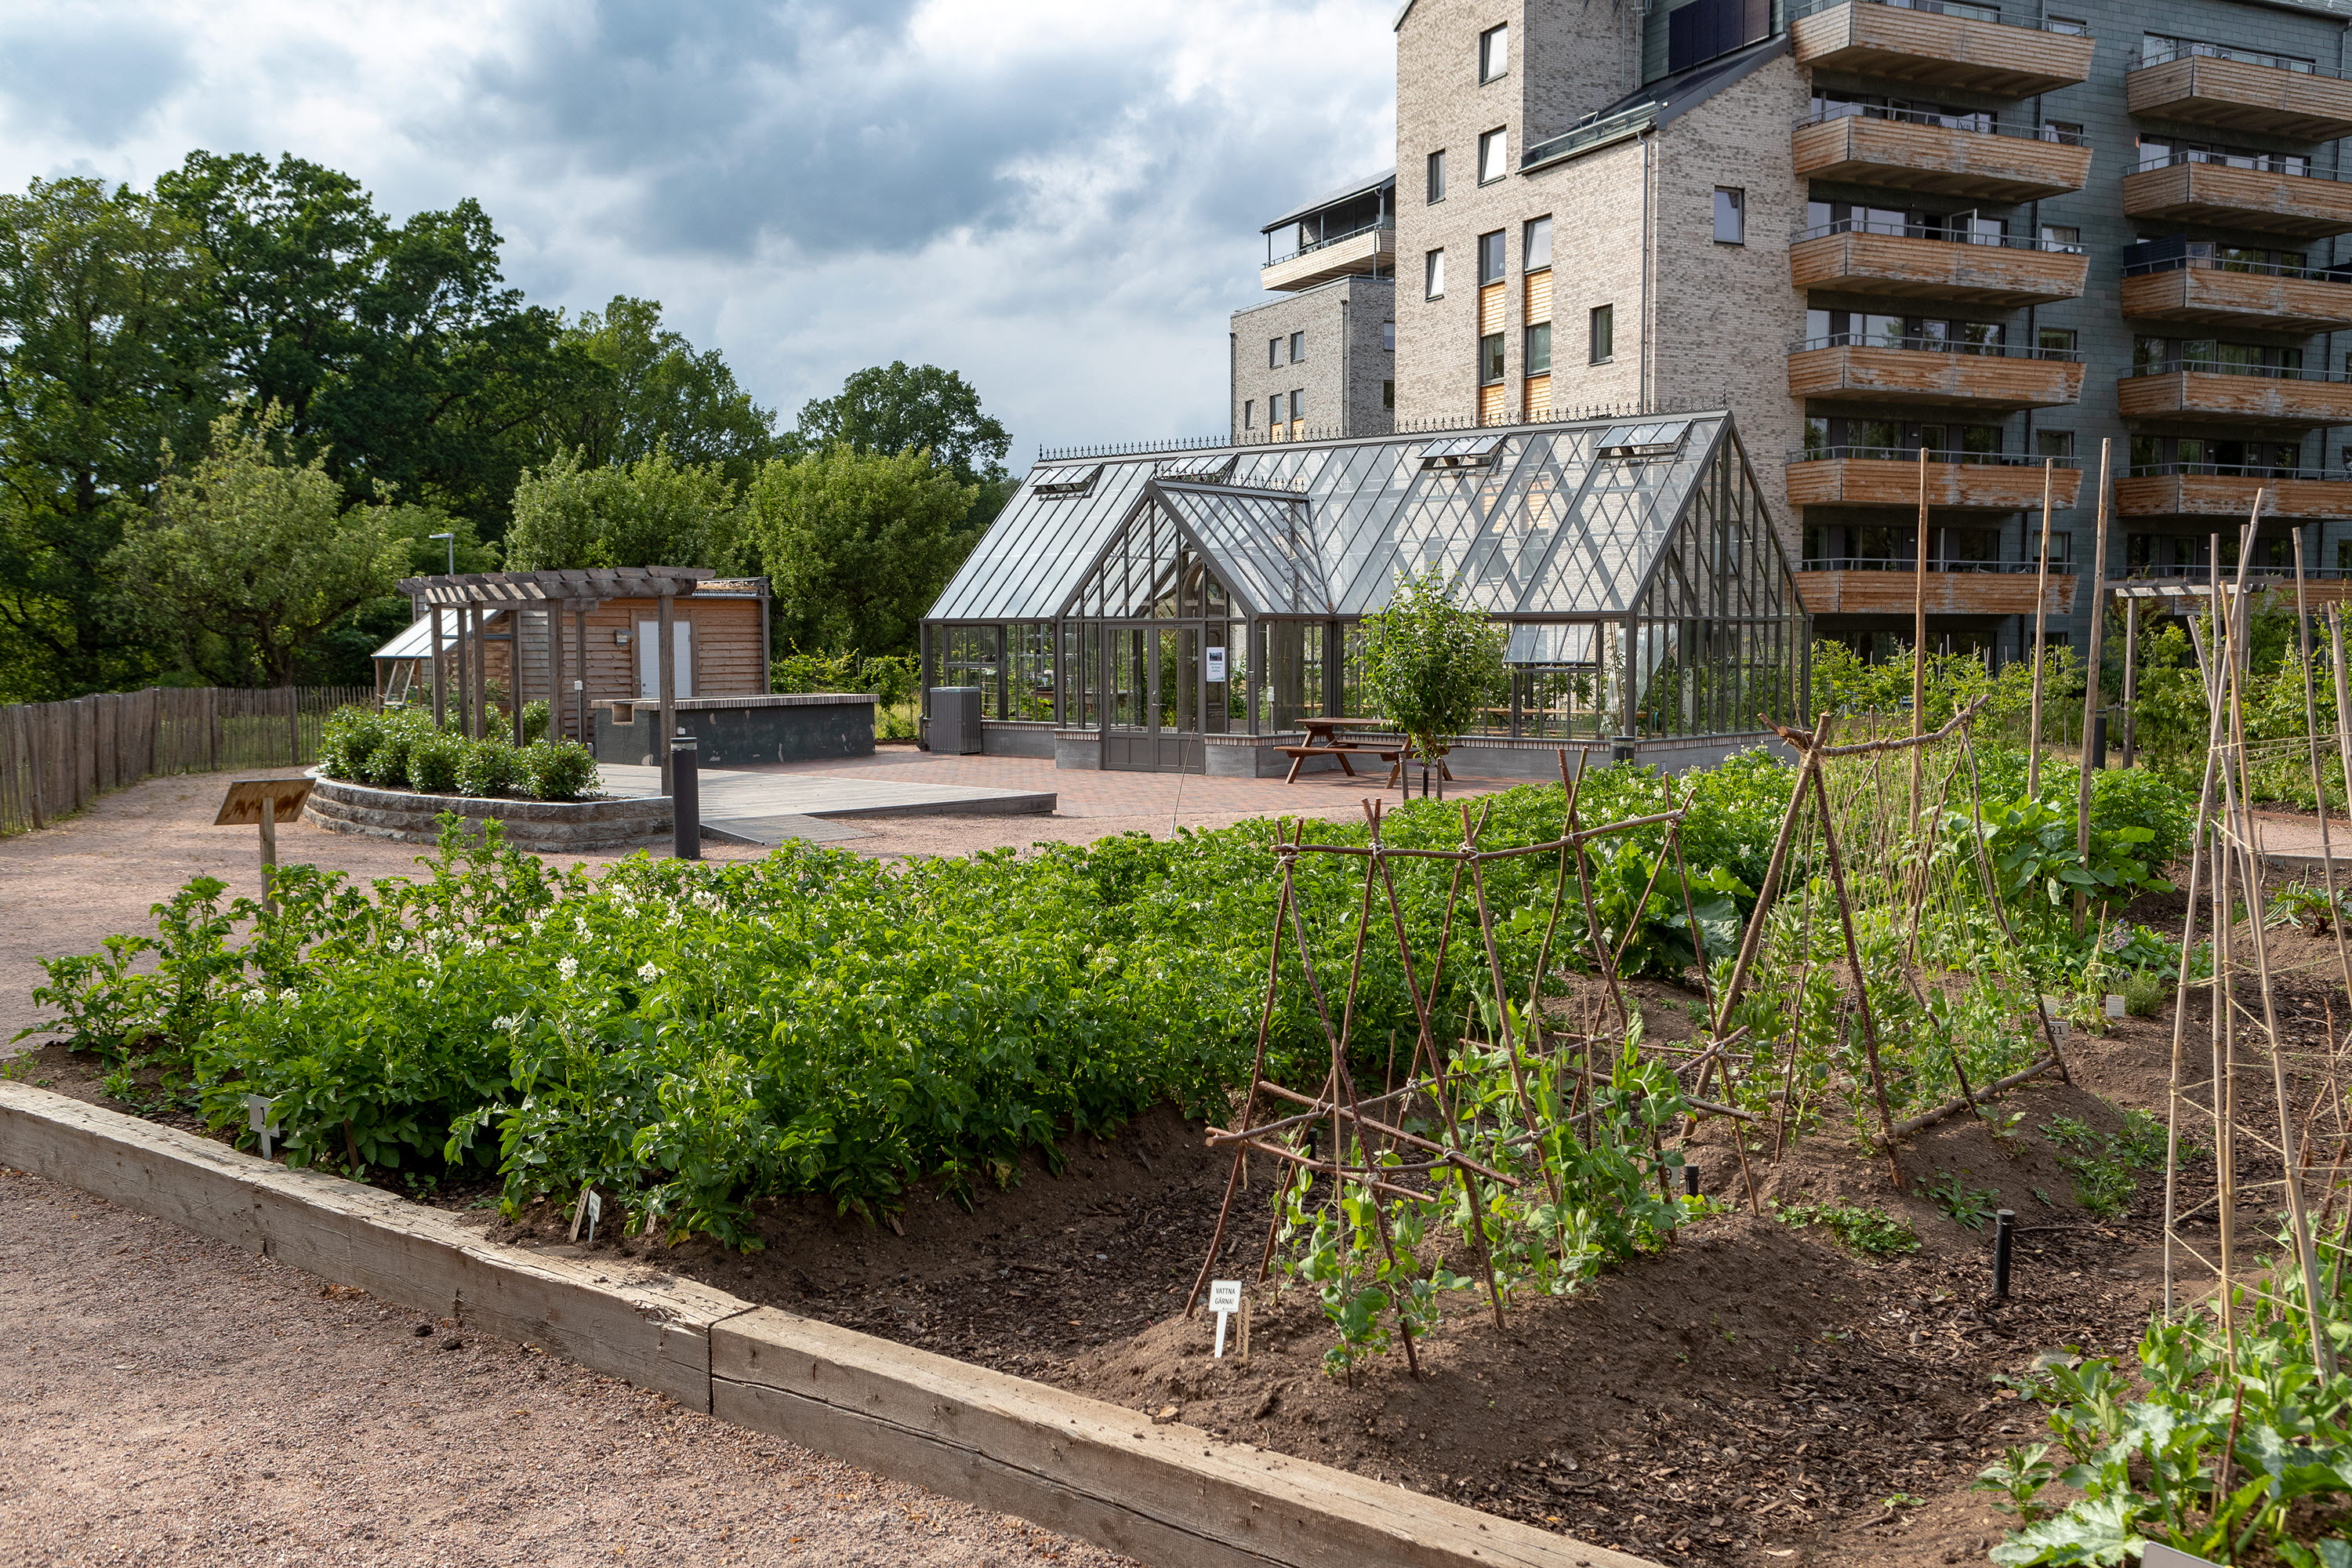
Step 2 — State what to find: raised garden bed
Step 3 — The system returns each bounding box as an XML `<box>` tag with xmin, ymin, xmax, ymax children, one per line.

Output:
<box><xmin>303</xmin><ymin>771</ymin><xmax>668</xmax><ymax>853</ymax></box>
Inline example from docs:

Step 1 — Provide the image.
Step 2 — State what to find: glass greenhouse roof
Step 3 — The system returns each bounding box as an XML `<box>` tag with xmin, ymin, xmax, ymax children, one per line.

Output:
<box><xmin>930</xmin><ymin>411</ymin><xmax>1788</xmax><ymax>625</ymax></box>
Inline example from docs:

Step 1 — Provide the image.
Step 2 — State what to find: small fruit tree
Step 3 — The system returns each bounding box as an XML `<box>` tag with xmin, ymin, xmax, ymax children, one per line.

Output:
<box><xmin>1359</xmin><ymin>566</ymin><xmax>1506</xmax><ymax>798</ymax></box>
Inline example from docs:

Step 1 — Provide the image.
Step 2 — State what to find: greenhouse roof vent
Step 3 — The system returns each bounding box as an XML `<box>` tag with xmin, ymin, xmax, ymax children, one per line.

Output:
<box><xmin>1595</xmin><ymin>421</ymin><xmax>1690</xmax><ymax>459</ymax></box>
<box><xmin>1417</xmin><ymin>434</ymin><xmax>1508</xmax><ymax>470</ymax></box>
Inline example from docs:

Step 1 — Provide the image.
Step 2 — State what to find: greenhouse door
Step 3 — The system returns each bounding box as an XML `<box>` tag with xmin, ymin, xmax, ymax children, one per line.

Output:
<box><xmin>1101</xmin><ymin>623</ymin><xmax>1203</xmax><ymax>772</ymax></box>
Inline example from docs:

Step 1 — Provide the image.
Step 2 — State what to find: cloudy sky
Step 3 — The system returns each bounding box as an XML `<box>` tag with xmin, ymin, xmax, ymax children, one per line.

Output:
<box><xmin>0</xmin><ymin>0</ymin><xmax>1398</xmax><ymax>467</ymax></box>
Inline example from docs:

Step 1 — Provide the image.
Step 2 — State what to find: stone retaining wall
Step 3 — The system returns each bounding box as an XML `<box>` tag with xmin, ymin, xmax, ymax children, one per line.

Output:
<box><xmin>304</xmin><ymin>773</ymin><xmax>670</xmax><ymax>853</ymax></box>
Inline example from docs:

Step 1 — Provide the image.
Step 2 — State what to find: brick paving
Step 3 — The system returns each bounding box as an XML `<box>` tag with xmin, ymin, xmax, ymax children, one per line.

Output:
<box><xmin>741</xmin><ymin>745</ymin><xmax>1529</xmax><ymax>821</ymax></box>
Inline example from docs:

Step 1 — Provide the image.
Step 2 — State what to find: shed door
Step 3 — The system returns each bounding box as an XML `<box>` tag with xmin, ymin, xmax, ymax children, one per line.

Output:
<box><xmin>637</xmin><ymin>621</ymin><xmax>694</xmax><ymax>699</ymax></box>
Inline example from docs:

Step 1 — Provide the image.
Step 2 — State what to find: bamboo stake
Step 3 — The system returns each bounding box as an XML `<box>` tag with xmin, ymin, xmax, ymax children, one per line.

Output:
<box><xmin>2074</xmin><ymin>437</ymin><xmax>2113</xmax><ymax>935</ymax></box>
<box><xmin>2291</xmin><ymin>535</ymin><xmax>2352</xmax><ymax>1026</ymax></box>
<box><xmin>1911</xmin><ymin>442</ymin><xmax>1931</xmax><ymax>836</ymax></box>
<box><xmin>2028</xmin><ymin>459</ymin><xmax>2056</xmax><ymax>794</ymax></box>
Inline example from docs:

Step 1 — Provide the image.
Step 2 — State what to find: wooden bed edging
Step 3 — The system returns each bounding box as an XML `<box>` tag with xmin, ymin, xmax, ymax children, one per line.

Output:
<box><xmin>0</xmin><ymin>1082</ymin><xmax>1655</xmax><ymax>1568</ymax></box>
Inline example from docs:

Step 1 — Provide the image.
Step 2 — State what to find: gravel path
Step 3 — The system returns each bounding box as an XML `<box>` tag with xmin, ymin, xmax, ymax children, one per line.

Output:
<box><xmin>0</xmin><ymin>1164</ymin><xmax>1134</xmax><ymax>1567</ymax></box>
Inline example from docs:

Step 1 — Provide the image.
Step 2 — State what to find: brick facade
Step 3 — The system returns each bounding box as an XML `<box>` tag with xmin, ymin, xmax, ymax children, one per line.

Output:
<box><xmin>1229</xmin><ymin>277</ymin><xmax>1398</xmax><ymax>441</ymax></box>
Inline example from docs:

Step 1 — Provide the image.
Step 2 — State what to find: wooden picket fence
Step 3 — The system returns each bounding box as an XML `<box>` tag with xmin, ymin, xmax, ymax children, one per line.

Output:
<box><xmin>0</xmin><ymin>685</ymin><xmax>373</xmax><ymax>836</ymax></box>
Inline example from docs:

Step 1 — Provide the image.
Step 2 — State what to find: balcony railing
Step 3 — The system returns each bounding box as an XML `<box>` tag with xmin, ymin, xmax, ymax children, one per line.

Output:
<box><xmin>2126</xmin><ymin>357</ymin><xmax>2342</xmax><ymax>383</ymax></box>
<box><xmin>1795</xmin><ymin>103</ymin><xmax>2089</xmax><ymax>143</ymax></box>
<box><xmin>1789</xmin><ymin>444</ymin><xmax>2078</xmax><ymax>466</ymax></box>
<box><xmin>1265</xmin><ymin>220</ymin><xmax>1396</xmax><ymax>268</ymax></box>
<box><xmin>1798</xmin><ymin>216</ymin><xmax>2084</xmax><ymax>251</ymax></box>
<box><xmin>1802</xmin><ymin>556</ymin><xmax>2078</xmax><ymax>574</ymax></box>
<box><xmin>1522</xmin><ymin>104</ymin><xmax>1657</xmax><ymax>174</ymax></box>
<box><xmin>2108</xmin><ymin>561</ymin><xmax>2352</xmax><ymax>580</ymax></box>
<box><xmin>2129</xmin><ymin>462</ymin><xmax>2346</xmax><ymax>481</ymax></box>
<box><xmin>2142</xmin><ymin>40</ymin><xmax>2324</xmax><ymax>76</ymax></box>
<box><xmin>1788</xmin><ymin>0</ymin><xmax>2088</xmax><ymax>35</ymax></box>
<box><xmin>2138</xmin><ymin>149</ymin><xmax>2321</xmax><ymax>179</ymax></box>
<box><xmin>2123</xmin><ymin>253</ymin><xmax>2352</xmax><ymax>282</ymax></box>
<box><xmin>1790</xmin><ymin>333</ymin><xmax>2080</xmax><ymax>361</ymax></box>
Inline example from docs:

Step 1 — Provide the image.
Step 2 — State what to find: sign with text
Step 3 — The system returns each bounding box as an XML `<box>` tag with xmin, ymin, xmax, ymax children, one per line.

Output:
<box><xmin>1204</xmin><ymin>646</ymin><xmax>1229</xmax><ymax>683</ymax></box>
<box><xmin>1207</xmin><ymin>1279</ymin><xmax>1243</xmax><ymax>1358</ymax></box>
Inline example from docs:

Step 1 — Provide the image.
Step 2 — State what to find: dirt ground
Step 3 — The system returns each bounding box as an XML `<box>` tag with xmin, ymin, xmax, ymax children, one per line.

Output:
<box><xmin>0</xmin><ymin>1163</ymin><xmax>1134</xmax><ymax>1568</ymax></box>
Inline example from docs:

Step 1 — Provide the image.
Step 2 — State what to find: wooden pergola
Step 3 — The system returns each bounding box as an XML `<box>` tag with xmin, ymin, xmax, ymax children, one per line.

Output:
<box><xmin>395</xmin><ymin>567</ymin><xmax>715</xmax><ymax>792</ymax></box>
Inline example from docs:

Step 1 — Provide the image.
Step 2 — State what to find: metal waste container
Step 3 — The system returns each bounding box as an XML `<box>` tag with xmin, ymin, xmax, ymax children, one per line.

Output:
<box><xmin>928</xmin><ymin>686</ymin><xmax>983</xmax><ymax>755</ymax></box>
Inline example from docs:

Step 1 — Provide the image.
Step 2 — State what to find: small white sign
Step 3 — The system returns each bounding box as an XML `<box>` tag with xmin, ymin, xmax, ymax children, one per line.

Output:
<box><xmin>1205</xmin><ymin>646</ymin><xmax>1229</xmax><ymax>683</ymax></box>
<box><xmin>243</xmin><ymin>1094</ymin><xmax>281</xmax><ymax>1160</ymax></box>
<box><xmin>1208</xmin><ymin>1279</ymin><xmax>1243</xmax><ymax>1358</ymax></box>
<box><xmin>568</xmin><ymin>1184</ymin><xmax>603</xmax><ymax>1244</ymax></box>
<box><xmin>2103</xmin><ymin>993</ymin><xmax>2127</xmax><ymax>1020</ymax></box>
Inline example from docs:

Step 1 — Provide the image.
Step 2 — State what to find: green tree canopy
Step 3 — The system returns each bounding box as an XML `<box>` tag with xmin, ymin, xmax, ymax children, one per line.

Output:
<box><xmin>0</xmin><ymin>176</ymin><xmax>214</xmax><ymax>700</ymax></box>
<box><xmin>108</xmin><ymin>407</ymin><xmax>412</xmax><ymax>687</ymax></box>
<box><xmin>792</xmin><ymin>361</ymin><xmax>1009</xmax><ymax>486</ymax></box>
<box><xmin>503</xmin><ymin>444</ymin><xmax>741</xmax><ymax>572</ymax></box>
<box><xmin>744</xmin><ymin>446</ymin><xmax>975</xmax><ymax>654</ymax></box>
<box><xmin>539</xmin><ymin>296</ymin><xmax>779</xmax><ymax>485</ymax></box>
<box><xmin>1360</xmin><ymin>568</ymin><xmax>1507</xmax><ymax>783</ymax></box>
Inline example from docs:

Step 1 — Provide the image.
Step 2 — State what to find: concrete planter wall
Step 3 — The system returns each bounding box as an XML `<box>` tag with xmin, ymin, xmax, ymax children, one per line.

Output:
<box><xmin>593</xmin><ymin>694</ymin><xmax>877</xmax><ymax>768</ymax></box>
<box><xmin>304</xmin><ymin>773</ymin><xmax>670</xmax><ymax>853</ymax></box>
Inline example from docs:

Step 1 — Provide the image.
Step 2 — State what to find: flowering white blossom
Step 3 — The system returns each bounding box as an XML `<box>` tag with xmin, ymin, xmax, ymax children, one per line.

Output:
<box><xmin>493</xmin><ymin>1014</ymin><xmax>524</xmax><ymax>1033</ymax></box>
<box><xmin>637</xmin><ymin>962</ymin><xmax>659</xmax><ymax>984</ymax></box>
<box><xmin>558</xmin><ymin>956</ymin><xmax>579</xmax><ymax>981</ymax></box>
<box><xmin>575</xmin><ymin>916</ymin><xmax>591</xmax><ymax>938</ymax></box>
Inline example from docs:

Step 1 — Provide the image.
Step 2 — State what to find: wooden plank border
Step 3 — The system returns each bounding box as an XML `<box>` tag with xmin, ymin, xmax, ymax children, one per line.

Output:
<box><xmin>0</xmin><ymin>1082</ymin><xmax>1654</xmax><ymax>1568</ymax></box>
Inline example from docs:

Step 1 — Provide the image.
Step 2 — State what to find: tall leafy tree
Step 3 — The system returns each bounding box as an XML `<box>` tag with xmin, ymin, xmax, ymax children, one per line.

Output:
<box><xmin>792</xmin><ymin>361</ymin><xmax>1010</xmax><ymax>485</ymax></box>
<box><xmin>1360</xmin><ymin>567</ymin><xmax>1507</xmax><ymax>797</ymax></box>
<box><xmin>0</xmin><ymin>177</ymin><xmax>213</xmax><ymax>699</ymax></box>
<box><xmin>743</xmin><ymin>446</ymin><xmax>975</xmax><ymax>654</ymax></box>
<box><xmin>539</xmin><ymin>296</ymin><xmax>779</xmax><ymax>485</ymax></box>
<box><xmin>504</xmin><ymin>445</ymin><xmax>742</xmax><ymax>572</ymax></box>
<box><xmin>109</xmin><ymin>407</ymin><xmax>413</xmax><ymax>687</ymax></box>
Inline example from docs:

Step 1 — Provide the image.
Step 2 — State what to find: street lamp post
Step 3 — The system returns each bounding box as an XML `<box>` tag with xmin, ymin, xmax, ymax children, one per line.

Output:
<box><xmin>428</xmin><ymin>532</ymin><xmax>455</xmax><ymax>575</ymax></box>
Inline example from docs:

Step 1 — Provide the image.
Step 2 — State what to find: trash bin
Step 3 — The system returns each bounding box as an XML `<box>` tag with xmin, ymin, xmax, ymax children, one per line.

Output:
<box><xmin>928</xmin><ymin>687</ymin><xmax>984</xmax><ymax>755</ymax></box>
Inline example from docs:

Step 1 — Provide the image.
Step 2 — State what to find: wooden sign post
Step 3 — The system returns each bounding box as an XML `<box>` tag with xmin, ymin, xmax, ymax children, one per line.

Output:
<box><xmin>214</xmin><ymin>778</ymin><xmax>315</xmax><ymax>914</ymax></box>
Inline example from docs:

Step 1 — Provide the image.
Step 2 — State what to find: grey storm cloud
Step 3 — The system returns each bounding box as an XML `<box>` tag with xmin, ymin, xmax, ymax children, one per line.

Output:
<box><xmin>448</xmin><ymin>0</ymin><xmax>1189</xmax><ymax>260</ymax></box>
<box><xmin>0</xmin><ymin>16</ymin><xmax>191</xmax><ymax>147</ymax></box>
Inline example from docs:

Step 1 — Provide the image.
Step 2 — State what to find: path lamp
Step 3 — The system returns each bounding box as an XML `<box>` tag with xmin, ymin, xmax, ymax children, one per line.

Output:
<box><xmin>429</xmin><ymin>532</ymin><xmax>455</xmax><ymax>575</ymax></box>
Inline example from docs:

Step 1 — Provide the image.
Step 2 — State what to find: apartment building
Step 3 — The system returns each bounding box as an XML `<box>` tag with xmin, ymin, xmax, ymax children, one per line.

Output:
<box><xmin>1390</xmin><ymin>0</ymin><xmax>2352</xmax><ymax>663</ymax></box>
<box><xmin>1231</xmin><ymin>172</ymin><xmax>1399</xmax><ymax>440</ymax></box>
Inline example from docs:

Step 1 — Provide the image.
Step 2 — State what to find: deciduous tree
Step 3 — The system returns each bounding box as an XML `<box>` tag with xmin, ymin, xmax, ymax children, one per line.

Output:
<box><xmin>744</xmin><ymin>446</ymin><xmax>975</xmax><ymax>654</ymax></box>
<box><xmin>503</xmin><ymin>445</ymin><xmax>741</xmax><ymax>572</ymax></box>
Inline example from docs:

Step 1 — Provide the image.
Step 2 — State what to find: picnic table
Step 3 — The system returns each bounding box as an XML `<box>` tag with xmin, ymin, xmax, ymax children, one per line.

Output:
<box><xmin>1282</xmin><ymin>717</ymin><xmax>1452</xmax><ymax>786</ymax></box>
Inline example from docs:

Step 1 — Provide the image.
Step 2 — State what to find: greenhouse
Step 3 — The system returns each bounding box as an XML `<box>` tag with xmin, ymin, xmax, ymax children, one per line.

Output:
<box><xmin>920</xmin><ymin>411</ymin><xmax>1808</xmax><ymax>776</ymax></box>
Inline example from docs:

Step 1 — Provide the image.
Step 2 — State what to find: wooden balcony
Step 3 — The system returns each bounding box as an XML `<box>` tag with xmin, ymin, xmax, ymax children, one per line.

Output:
<box><xmin>2120</xmin><ymin>264</ymin><xmax>2352</xmax><ymax>334</ymax></box>
<box><xmin>2116</xmin><ymin>471</ymin><xmax>2352</xmax><ymax>521</ymax></box>
<box><xmin>2127</xmin><ymin>54</ymin><xmax>2352</xmax><ymax>143</ymax></box>
<box><xmin>1788</xmin><ymin>344</ymin><xmax>2084</xmax><ymax>408</ymax></box>
<box><xmin>1792</xmin><ymin>115</ymin><xmax>2090</xmax><ymax>201</ymax></box>
<box><xmin>1796</xmin><ymin>568</ymin><xmax>2077</xmax><ymax>616</ymax></box>
<box><xmin>1791</xmin><ymin>2</ymin><xmax>2093</xmax><ymax>98</ymax></box>
<box><xmin>1261</xmin><ymin>227</ymin><xmax>1395</xmax><ymax>292</ymax></box>
<box><xmin>1787</xmin><ymin>456</ymin><xmax>2082</xmax><ymax>511</ymax></box>
<box><xmin>2122</xmin><ymin>161</ymin><xmax>2352</xmax><ymax>240</ymax></box>
<box><xmin>2116</xmin><ymin>370</ymin><xmax>2352</xmax><ymax>430</ymax></box>
<box><xmin>1790</xmin><ymin>230</ymin><xmax>2086</xmax><ymax>307</ymax></box>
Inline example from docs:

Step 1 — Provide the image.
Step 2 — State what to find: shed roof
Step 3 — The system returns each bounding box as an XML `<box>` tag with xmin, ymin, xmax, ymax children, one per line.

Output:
<box><xmin>394</xmin><ymin>567</ymin><xmax>715</xmax><ymax>605</ymax></box>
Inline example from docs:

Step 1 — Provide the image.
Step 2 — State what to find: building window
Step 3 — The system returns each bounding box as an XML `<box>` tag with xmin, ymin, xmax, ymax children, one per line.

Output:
<box><xmin>1382</xmin><ymin>319</ymin><xmax>1396</xmax><ymax>352</ymax></box>
<box><xmin>1523</xmin><ymin>216</ymin><xmax>1552</xmax><ymax>270</ymax></box>
<box><xmin>2042</xmin><ymin>119</ymin><xmax>2085</xmax><ymax>146</ymax></box>
<box><xmin>1425</xmin><ymin>248</ymin><xmax>1446</xmax><ymax>299</ymax></box>
<box><xmin>2046</xmin><ymin>15</ymin><xmax>2089</xmax><ymax>35</ymax></box>
<box><xmin>1478</xmin><ymin>128</ymin><xmax>1508</xmax><ymax>185</ymax></box>
<box><xmin>1478</xmin><ymin>230</ymin><xmax>1505</xmax><ymax>284</ymax></box>
<box><xmin>2036</xmin><ymin>430</ymin><xmax>2074</xmax><ymax>459</ymax></box>
<box><xmin>1589</xmin><ymin>304</ymin><xmax>1614</xmax><ymax>365</ymax></box>
<box><xmin>1289</xmin><ymin>330</ymin><xmax>1306</xmax><ymax>363</ymax></box>
<box><xmin>2038</xmin><ymin>326</ymin><xmax>2078</xmax><ymax>355</ymax></box>
<box><xmin>1426</xmin><ymin>150</ymin><xmax>1446</xmax><ymax>203</ymax></box>
<box><xmin>1290</xmin><ymin>388</ymin><xmax>1305</xmax><ymax>423</ymax></box>
<box><xmin>1479</xmin><ymin>333</ymin><xmax>1505</xmax><ymax>385</ymax></box>
<box><xmin>1269</xmin><ymin>391</ymin><xmax>1286</xmax><ymax>423</ymax></box>
<box><xmin>1383</xmin><ymin>380</ymin><xmax>1396</xmax><ymax>409</ymax></box>
<box><xmin>1713</xmin><ymin>187</ymin><xmax>1745</xmax><ymax>245</ymax></box>
<box><xmin>1268</xmin><ymin>337</ymin><xmax>1280</xmax><ymax>369</ymax></box>
<box><xmin>1524</xmin><ymin>321</ymin><xmax>1552</xmax><ymax>374</ymax></box>
<box><xmin>1479</xmin><ymin>23</ymin><xmax>1508</xmax><ymax>82</ymax></box>
<box><xmin>2038</xmin><ymin>223</ymin><xmax>2084</xmax><ymax>254</ymax></box>
<box><xmin>1243</xmin><ymin>399</ymin><xmax>1254</xmax><ymax>430</ymax></box>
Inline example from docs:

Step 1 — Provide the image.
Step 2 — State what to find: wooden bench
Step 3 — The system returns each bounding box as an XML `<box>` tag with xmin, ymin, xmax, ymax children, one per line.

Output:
<box><xmin>1279</xmin><ymin>745</ymin><xmax>1400</xmax><ymax>784</ymax></box>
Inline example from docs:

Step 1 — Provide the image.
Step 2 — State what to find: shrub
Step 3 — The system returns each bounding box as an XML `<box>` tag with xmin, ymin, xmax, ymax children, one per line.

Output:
<box><xmin>520</xmin><ymin>700</ymin><xmax>550</xmax><ymax>746</ymax></box>
<box><xmin>1775</xmin><ymin>1200</ymin><xmax>1921</xmax><ymax>1258</ymax></box>
<box><xmin>407</xmin><ymin>733</ymin><xmax>463</xmax><ymax>796</ymax></box>
<box><xmin>521</xmin><ymin>739</ymin><xmax>598</xmax><ymax>802</ymax></box>
<box><xmin>359</xmin><ymin>708</ymin><xmax>437</xmax><ymax>789</ymax></box>
<box><xmin>455</xmin><ymin>735</ymin><xmax>522</xmax><ymax>798</ymax></box>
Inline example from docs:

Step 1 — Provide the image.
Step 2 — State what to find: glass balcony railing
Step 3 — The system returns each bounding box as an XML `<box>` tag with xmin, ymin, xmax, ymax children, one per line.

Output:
<box><xmin>1264</xmin><ymin>220</ymin><xmax>1396</xmax><ymax>268</ymax></box>
<box><xmin>1795</xmin><ymin>103</ymin><xmax>2089</xmax><ymax>143</ymax></box>
<box><xmin>1788</xmin><ymin>0</ymin><xmax>2092</xmax><ymax>34</ymax></box>
<box><xmin>2110</xmin><ymin>561</ymin><xmax>2352</xmax><ymax>580</ymax></box>
<box><xmin>2125</xmin><ymin>358</ymin><xmax>2347</xmax><ymax>382</ymax></box>
<box><xmin>1798</xmin><ymin>217</ymin><xmax>2085</xmax><ymax>251</ymax></box>
<box><xmin>1792</xmin><ymin>333</ymin><xmax>2082</xmax><ymax>360</ymax></box>
<box><xmin>2136</xmin><ymin>149</ymin><xmax>2330</xmax><ymax>180</ymax></box>
<box><xmin>1788</xmin><ymin>444</ymin><xmax>2080</xmax><ymax>466</ymax></box>
<box><xmin>2123</xmin><ymin>253</ymin><xmax>2352</xmax><ymax>281</ymax></box>
<box><xmin>2127</xmin><ymin>462</ymin><xmax>2352</xmax><ymax>480</ymax></box>
<box><xmin>1800</xmin><ymin>556</ymin><xmax>2077</xmax><ymax>574</ymax></box>
<box><xmin>2140</xmin><ymin>39</ymin><xmax>2328</xmax><ymax>75</ymax></box>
